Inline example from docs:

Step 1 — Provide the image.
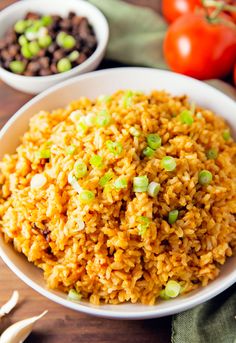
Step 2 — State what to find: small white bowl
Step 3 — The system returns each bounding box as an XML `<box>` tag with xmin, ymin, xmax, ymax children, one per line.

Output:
<box><xmin>0</xmin><ymin>68</ymin><xmax>236</xmax><ymax>319</ymax></box>
<box><xmin>0</xmin><ymin>0</ymin><xmax>109</xmax><ymax>94</ymax></box>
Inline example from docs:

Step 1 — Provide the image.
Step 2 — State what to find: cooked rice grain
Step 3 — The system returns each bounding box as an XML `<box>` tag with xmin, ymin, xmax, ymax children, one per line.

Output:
<box><xmin>0</xmin><ymin>90</ymin><xmax>236</xmax><ymax>305</ymax></box>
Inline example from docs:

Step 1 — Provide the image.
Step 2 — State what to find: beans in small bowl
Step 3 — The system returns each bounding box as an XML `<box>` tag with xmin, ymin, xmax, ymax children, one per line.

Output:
<box><xmin>0</xmin><ymin>11</ymin><xmax>97</xmax><ymax>76</ymax></box>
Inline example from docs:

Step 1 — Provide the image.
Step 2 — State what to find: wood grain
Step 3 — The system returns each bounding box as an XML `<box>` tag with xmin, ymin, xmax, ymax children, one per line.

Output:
<box><xmin>0</xmin><ymin>0</ymin><xmax>172</xmax><ymax>342</ymax></box>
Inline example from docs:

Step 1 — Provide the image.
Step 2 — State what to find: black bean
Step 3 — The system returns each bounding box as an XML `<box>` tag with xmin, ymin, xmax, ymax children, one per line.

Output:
<box><xmin>50</xmin><ymin>63</ymin><xmax>58</xmax><ymax>74</ymax></box>
<box><xmin>25</xmin><ymin>12</ymin><xmax>40</xmax><ymax>20</ymax></box>
<box><xmin>38</xmin><ymin>57</ymin><xmax>50</xmax><ymax>68</ymax></box>
<box><xmin>27</xmin><ymin>61</ymin><xmax>40</xmax><ymax>73</ymax></box>
<box><xmin>53</xmin><ymin>49</ymin><xmax>65</xmax><ymax>61</ymax></box>
<box><xmin>39</xmin><ymin>68</ymin><xmax>51</xmax><ymax>76</ymax></box>
<box><xmin>68</xmin><ymin>11</ymin><xmax>76</xmax><ymax>19</ymax></box>
<box><xmin>8</xmin><ymin>44</ymin><xmax>20</xmax><ymax>57</ymax></box>
<box><xmin>48</xmin><ymin>43</ymin><xmax>57</xmax><ymax>54</ymax></box>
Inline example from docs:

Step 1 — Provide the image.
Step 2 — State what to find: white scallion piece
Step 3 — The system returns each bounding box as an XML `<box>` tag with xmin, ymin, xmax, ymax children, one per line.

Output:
<box><xmin>68</xmin><ymin>171</ymin><xmax>83</xmax><ymax>194</ymax></box>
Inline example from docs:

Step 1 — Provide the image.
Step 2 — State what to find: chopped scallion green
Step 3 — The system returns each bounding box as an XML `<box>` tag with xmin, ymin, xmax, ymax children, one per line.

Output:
<box><xmin>66</xmin><ymin>145</ymin><xmax>76</xmax><ymax>155</ymax></box>
<box><xmin>180</xmin><ymin>110</ymin><xmax>194</xmax><ymax>125</ymax></box>
<box><xmin>106</xmin><ymin>141</ymin><xmax>123</xmax><ymax>156</ymax></box>
<box><xmin>147</xmin><ymin>134</ymin><xmax>162</xmax><ymax>150</ymax></box>
<box><xmin>161</xmin><ymin>156</ymin><xmax>176</xmax><ymax>171</ymax></box>
<box><xmin>133</xmin><ymin>175</ymin><xmax>149</xmax><ymax>192</ymax></box>
<box><xmin>114</xmin><ymin>177</ymin><xmax>127</xmax><ymax>189</ymax></box>
<box><xmin>168</xmin><ymin>209</ymin><xmax>179</xmax><ymax>224</ymax></box>
<box><xmin>206</xmin><ymin>148</ymin><xmax>218</xmax><ymax>160</ymax></box>
<box><xmin>222</xmin><ymin>130</ymin><xmax>231</xmax><ymax>141</ymax></box>
<box><xmin>198</xmin><ymin>170</ymin><xmax>212</xmax><ymax>186</ymax></box>
<box><xmin>147</xmin><ymin>181</ymin><xmax>160</xmax><ymax>197</ymax></box>
<box><xmin>78</xmin><ymin>190</ymin><xmax>95</xmax><ymax>203</ymax></box>
<box><xmin>90</xmin><ymin>155</ymin><xmax>103</xmax><ymax>168</ymax></box>
<box><xmin>143</xmin><ymin>146</ymin><xmax>155</xmax><ymax>158</ymax></box>
<box><xmin>99</xmin><ymin>172</ymin><xmax>114</xmax><ymax>187</ymax></box>
<box><xmin>96</xmin><ymin>110</ymin><xmax>111</xmax><ymax>127</ymax></box>
<box><xmin>67</xmin><ymin>289</ymin><xmax>82</xmax><ymax>301</ymax></box>
<box><xmin>74</xmin><ymin>160</ymin><xmax>87</xmax><ymax>178</ymax></box>
<box><xmin>165</xmin><ymin>280</ymin><xmax>181</xmax><ymax>298</ymax></box>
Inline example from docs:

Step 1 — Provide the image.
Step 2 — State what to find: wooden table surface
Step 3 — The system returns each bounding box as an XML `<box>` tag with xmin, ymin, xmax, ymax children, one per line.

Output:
<box><xmin>0</xmin><ymin>0</ymin><xmax>173</xmax><ymax>342</ymax></box>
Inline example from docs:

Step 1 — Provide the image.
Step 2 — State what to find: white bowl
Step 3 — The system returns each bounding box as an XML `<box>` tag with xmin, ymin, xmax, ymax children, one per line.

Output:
<box><xmin>0</xmin><ymin>68</ymin><xmax>235</xmax><ymax>319</ymax></box>
<box><xmin>0</xmin><ymin>0</ymin><xmax>109</xmax><ymax>94</ymax></box>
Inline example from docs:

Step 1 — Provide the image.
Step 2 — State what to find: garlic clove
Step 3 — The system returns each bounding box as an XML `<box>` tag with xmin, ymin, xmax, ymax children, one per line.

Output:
<box><xmin>0</xmin><ymin>310</ymin><xmax>48</xmax><ymax>343</ymax></box>
<box><xmin>0</xmin><ymin>291</ymin><xmax>19</xmax><ymax>318</ymax></box>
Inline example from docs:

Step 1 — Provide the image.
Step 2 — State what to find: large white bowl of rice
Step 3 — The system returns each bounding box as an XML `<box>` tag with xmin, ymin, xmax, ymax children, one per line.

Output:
<box><xmin>0</xmin><ymin>68</ymin><xmax>235</xmax><ymax>319</ymax></box>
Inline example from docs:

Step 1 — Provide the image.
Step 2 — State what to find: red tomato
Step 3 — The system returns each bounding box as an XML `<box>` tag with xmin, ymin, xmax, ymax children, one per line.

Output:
<box><xmin>163</xmin><ymin>13</ymin><xmax>236</xmax><ymax>80</ymax></box>
<box><xmin>234</xmin><ymin>63</ymin><xmax>236</xmax><ymax>86</ymax></box>
<box><xmin>162</xmin><ymin>0</ymin><xmax>201</xmax><ymax>23</ymax></box>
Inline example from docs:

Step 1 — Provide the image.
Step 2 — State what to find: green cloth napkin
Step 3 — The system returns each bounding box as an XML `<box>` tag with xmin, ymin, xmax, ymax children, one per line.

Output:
<box><xmin>89</xmin><ymin>0</ymin><xmax>236</xmax><ymax>342</ymax></box>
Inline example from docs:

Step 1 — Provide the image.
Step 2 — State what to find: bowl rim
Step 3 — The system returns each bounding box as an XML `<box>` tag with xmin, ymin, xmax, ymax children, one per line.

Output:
<box><xmin>0</xmin><ymin>67</ymin><xmax>236</xmax><ymax>319</ymax></box>
<box><xmin>0</xmin><ymin>0</ymin><xmax>109</xmax><ymax>81</ymax></box>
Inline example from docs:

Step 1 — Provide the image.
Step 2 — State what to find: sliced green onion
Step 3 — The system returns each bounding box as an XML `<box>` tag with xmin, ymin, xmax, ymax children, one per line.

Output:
<box><xmin>147</xmin><ymin>134</ymin><xmax>162</xmax><ymax>150</ymax></box>
<box><xmin>206</xmin><ymin>148</ymin><xmax>218</xmax><ymax>160</ymax></box>
<box><xmin>159</xmin><ymin>289</ymin><xmax>170</xmax><ymax>300</ymax></box>
<box><xmin>168</xmin><ymin>209</ymin><xmax>179</xmax><ymax>225</ymax></box>
<box><xmin>180</xmin><ymin>110</ymin><xmax>194</xmax><ymax>125</ymax></box>
<box><xmin>129</xmin><ymin>127</ymin><xmax>140</xmax><ymax>137</ymax></box>
<box><xmin>99</xmin><ymin>172</ymin><xmax>114</xmax><ymax>187</ymax></box>
<box><xmin>56</xmin><ymin>32</ymin><xmax>67</xmax><ymax>46</ymax></box>
<box><xmin>161</xmin><ymin>156</ymin><xmax>176</xmax><ymax>171</ymax></box>
<box><xmin>21</xmin><ymin>45</ymin><xmax>32</xmax><ymax>59</ymax></box>
<box><xmin>78</xmin><ymin>190</ymin><xmax>95</xmax><ymax>203</ymax></box>
<box><xmin>143</xmin><ymin>146</ymin><xmax>155</xmax><ymax>158</ymax></box>
<box><xmin>68</xmin><ymin>171</ymin><xmax>82</xmax><ymax>193</ymax></box>
<box><xmin>198</xmin><ymin>170</ymin><xmax>212</xmax><ymax>186</ymax></box>
<box><xmin>137</xmin><ymin>216</ymin><xmax>151</xmax><ymax>236</ymax></box>
<box><xmin>41</xmin><ymin>15</ymin><xmax>53</xmax><ymax>26</ymax></box>
<box><xmin>9</xmin><ymin>60</ymin><xmax>25</xmax><ymax>74</ymax></box>
<box><xmin>62</xmin><ymin>35</ymin><xmax>76</xmax><ymax>49</ymax></box>
<box><xmin>122</xmin><ymin>90</ymin><xmax>133</xmax><ymax>108</ymax></box>
<box><xmin>90</xmin><ymin>155</ymin><xmax>103</xmax><ymax>168</ymax></box>
<box><xmin>14</xmin><ymin>20</ymin><xmax>28</xmax><ymax>34</ymax></box>
<box><xmin>38</xmin><ymin>35</ymin><xmax>52</xmax><ymax>48</ymax></box>
<box><xmin>68</xmin><ymin>289</ymin><xmax>82</xmax><ymax>301</ymax></box>
<box><xmin>147</xmin><ymin>181</ymin><xmax>160</xmax><ymax>197</ymax></box>
<box><xmin>66</xmin><ymin>145</ymin><xmax>76</xmax><ymax>155</ymax></box>
<box><xmin>133</xmin><ymin>175</ymin><xmax>149</xmax><ymax>192</ymax></box>
<box><xmin>28</xmin><ymin>41</ymin><xmax>40</xmax><ymax>56</ymax></box>
<box><xmin>57</xmin><ymin>58</ymin><xmax>72</xmax><ymax>73</ymax></box>
<box><xmin>36</xmin><ymin>149</ymin><xmax>51</xmax><ymax>159</ymax></box>
<box><xmin>106</xmin><ymin>141</ymin><xmax>123</xmax><ymax>156</ymax></box>
<box><xmin>74</xmin><ymin>160</ymin><xmax>87</xmax><ymax>178</ymax></box>
<box><xmin>97</xmin><ymin>95</ymin><xmax>111</xmax><ymax>104</ymax></box>
<box><xmin>165</xmin><ymin>280</ymin><xmax>181</xmax><ymax>298</ymax></box>
<box><xmin>114</xmin><ymin>177</ymin><xmax>127</xmax><ymax>189</ymax></box>
<box><xmin>68</xmin><ymin>50</ymin><xmax>80</xmax><ymax>62</ymax></box>
<box><xmin>18</xmin><ymin>35</ymin><xmax>28</xmax><ymax>46</ymax></box>
<box><xmin>222</xmin><ymin>130</ymin><xmax>231</xmax><ymax>141</ymax></box>
<box><xmin>96</xmin><ymin>110</ymin><xmax>111</xmax><ymax>127</ymax></box>
<box><xmin>77</xmin><ymin>116</ymin><xmax>88</xmax><ymax>132</ymax></box>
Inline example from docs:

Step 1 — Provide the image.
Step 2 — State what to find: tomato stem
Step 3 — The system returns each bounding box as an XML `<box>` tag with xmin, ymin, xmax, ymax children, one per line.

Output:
<box><xmin>202</xmin><ymin>0</ymin><xmax>236</xmax><ymax>12</ymax></box>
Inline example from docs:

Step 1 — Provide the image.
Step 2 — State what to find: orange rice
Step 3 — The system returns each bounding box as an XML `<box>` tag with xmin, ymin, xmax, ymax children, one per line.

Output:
<box><xmin>0</xmin><ymin>90</ymin><xmax>236</xmax><ymax>305</ymax></box>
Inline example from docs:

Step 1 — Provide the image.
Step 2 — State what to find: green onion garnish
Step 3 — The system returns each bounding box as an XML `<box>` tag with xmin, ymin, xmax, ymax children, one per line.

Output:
<box><xmin>9</xmin><ymin>60</ymin><xmax>25</xmax><ymax>74</ymax></box>
<box><xmin>96</xmin><ymin>110</ymin><xmax>111</xmax><ymax>127</ymax></box>
<box><xmin>161</xmin><ymin>156</ymin><xmax>176</xmax><ymax>171</ymax></box>
<box><xmin>180</xmin><ymin>110</ymin><xmax>194</xmax><ymax>125</ymax></box>
<box><xmin>206</xmin><ymin>148</ymin><xmax>218</xmax><ymax>160</ymax></box>
<box><xmin>36</xmin><ymin>149</ymin><xmax>51</xmax><ymax>159</ymax></box>
<box><xmin>78</xmin><ymin>190</ymin><xmax>95</xmax><ymax>203</ymax></box>
<box><xmin>129</xmin><ymin>127</ymin><xmax>140</xmax><ymax>137</ymax></box>
<box><xmin>198</xmin><ymin>170</ymin><xmax>212</xmax><ymax>186</ymax></box>
<box><xmin>90</xmin><ymin>155</ymin><xmax>103</xmax><ymax>168</ymax></box>
<box><xmin>137</xmin><ymin>216</ymin><xmax>151</xmax><ymax>236</ymax></box>
<box><xmin>143</xmin><ymin>146</ymin><xmax>155</xmax><ymax>158</ymax></box>
<box><xmin>147</xmin><ymin>181</ymin><xmax>160</xmax><ymax>197</ymax></box>
<box><xmin>77</xmin><ymin>116</ymin><xmax>88</xmax><ymax>132</ymax></box>
<box><xmin>99</xmin><ymin>172</ymin><xmax>114</xmax><ymax>187</ymax></box>
<box><xmin>106</xmin><ymin>141</ymin><xmax>123</xmax><ymax>156</ymax></box>
<box><xmin>66</xmin><ymin>145</ymin><xmax>76</xmax><ymax>155</ymax></box>
<box><xmin>164</xmin><ymin>280</ymin><xmax>181</xmax><ymax>298</ymax></box>
<box><xmin>114</xmin><ymin>177</ymin><xmax>127</xmax><ymax>189</ymax></box>
<box><xmin>68</xmin><ymin>289</ymin><xmax>82</xmax><ymax>301</ymax></box>
<box><xmin>133</xmin><ymin>175</ymin><xmax>149</xmax><ymax>192</ymax></box>
<box><xmin>222</xmin><ymin>130</ymin><xmax>231</xmax><ymax>141</ymax></box>
<box><xmin>147</xmin><ymin>134</ymin><xmax>162</xmax><ymax>150</ymax></box>
<box><xmin>159</xmin><ymin>289</ymin><xmax>170</xmax><ymax>300</ymax></box>
<box><xmin>74</xmin><ymin>160</ymin><xmax>87</xmax><ymax>178</ymax></box>
<box><xmin>98</xmin><ymin>95</ymin><xmax>111</xmax><ymax>104</ymax></box>
<box><xmin>168</xmin><ymin>209</ymin><xmax>179</xmax><ymax>224</ymax></box>
<box><xmin>122</xmin><ymin>90</ymin><xmax>133</xmax><ymax>108</ymax></box>
<box><xmin>14</xmin><ymin>20</ymin><xmax>28</xmax><ymax>34</ymax></box>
